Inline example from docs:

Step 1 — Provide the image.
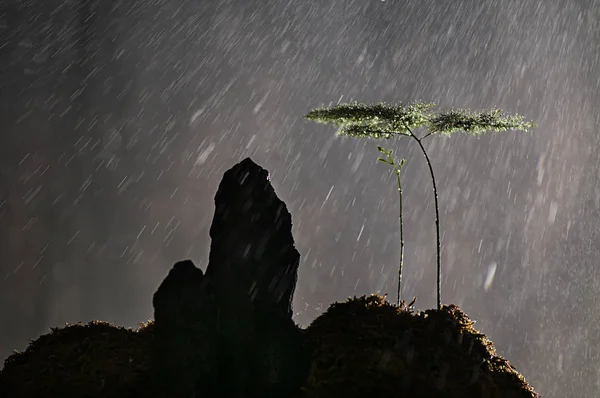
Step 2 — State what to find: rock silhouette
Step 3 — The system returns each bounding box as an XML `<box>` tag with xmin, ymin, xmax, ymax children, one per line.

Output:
<box><xmin>206</xmin><ymin>157</ymin><xmax>299</xmax><ymax>317</ymax></box>
<box><xmin>151</xmin><ymin>259</ymin><xmax>216</xmax><ymax>396</ymax></box>
<box><xmin>0</xmin><ymin>158</ymin><xmax>539</xmax><ymax>398</ymax></box>
<box><xmin>151</xmin><ymin>157</ymin><xmax>308</xmax><ymax>398</ymax></box>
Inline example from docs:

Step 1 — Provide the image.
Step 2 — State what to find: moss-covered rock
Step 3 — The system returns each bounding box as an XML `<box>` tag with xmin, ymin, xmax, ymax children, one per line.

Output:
<box><xmin>300</xmin><ymin>294</ymin><xmax>539</xmax><ymax>398</ymax></box>
<box><xmin>0</xmin><ymin>295</ymin><xmax>540</xmax><ymax>398</ymax></box>
<box><xmin>0</xmin><ymin>320</ymin><xmax>154</xmax><ymax>398</ymax></box>
<box><xmin>0</xmin><ymin>159</ymin><xmax>541</xmax><ymax>397</ymax></box>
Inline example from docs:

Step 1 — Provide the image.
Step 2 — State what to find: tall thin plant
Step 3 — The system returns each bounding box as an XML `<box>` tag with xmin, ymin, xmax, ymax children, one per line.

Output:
<box><xmin>376</xmin><ymin>146</ymin><xmax>406</xmax><ymax>306</ymax></box>
<box><xmin>305</xmin><ymin>101</ymin><xmax>535</xmax><ymax>309</ymax></box>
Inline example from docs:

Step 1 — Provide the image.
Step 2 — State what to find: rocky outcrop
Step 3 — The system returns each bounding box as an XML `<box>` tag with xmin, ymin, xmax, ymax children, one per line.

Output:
<box><xmin>301</xmin><ymin>295</ymin><xmax>539</xmax><ymax>398</ymax></box>
<box><xmin>0</xmin><ymin>158</ymin><xmax>540</xmax><ymax>398</ymax></box>
<box><xmin>151</xmin><ymin>158</ymin><xmax>309</xmax><ymax>398</ymax></box>
<box><xmin>151</xmin><ymin>260</ymin><xmax>216</xmax><ymax>396</ymax></box>
<box><xmin>206</xmin><ymin>157</ymin><xmax>299</xmax><ymax>317</ymax></box>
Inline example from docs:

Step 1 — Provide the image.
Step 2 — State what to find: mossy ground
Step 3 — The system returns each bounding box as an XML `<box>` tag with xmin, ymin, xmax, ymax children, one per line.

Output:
<box><xmin>0</xmin><ymin>296</ymin><xmax>539</xmax><ymax>398</ymax></box>
<box><xmin>300</xmin><ymin>295</ymin><xmax>539</xmax><ymax>398</ymax></box>
<box><xmin>0</xmin><ymin>320</ymin><xmax>154</xmax><ymax>398</ymax></box>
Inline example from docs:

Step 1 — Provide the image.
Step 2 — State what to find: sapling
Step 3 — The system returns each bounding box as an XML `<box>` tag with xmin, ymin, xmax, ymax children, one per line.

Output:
<box><xmin>376</xmin><ymin>146</ymin><xmax>407</xmax><ymax>307</ymax></box>
<box><xmin>305</xmin><ymin>101</ymin><xmax>535</xmax><ymax>310</ymax></box>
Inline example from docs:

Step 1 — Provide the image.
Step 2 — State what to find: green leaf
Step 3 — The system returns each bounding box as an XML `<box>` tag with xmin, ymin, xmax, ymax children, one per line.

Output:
<box><xmin>305</xmin><ymin>101</ymin><xmax>436</xmax><ymax>134</ymax></box>
<box><xmin>428</xmin><ymin>108</ymin><xmax>535</xmax><ymax>136</ymax></box>
<box><xmin>339</xmin><ymin>125</ymin><xmax>395</xmax><ymax>139</ymax></box>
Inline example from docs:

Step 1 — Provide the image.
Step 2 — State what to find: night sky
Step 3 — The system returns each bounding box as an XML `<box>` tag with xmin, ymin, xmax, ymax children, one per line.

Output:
<box><xmin>1</xmin><ymin>1</ymin><xmax>600</xmax><ymax>396</ymax></box>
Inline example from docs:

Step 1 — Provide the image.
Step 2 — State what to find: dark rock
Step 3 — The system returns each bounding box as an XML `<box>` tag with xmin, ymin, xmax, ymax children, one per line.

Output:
<box><xmin>153</xmin><ymin>260</ymin><xmax>206</xmax><ymax>329</ymax></box>
<box><xmin>0</xmin><ymin>158</ymin><xmax>540</xmax><ymax>398</ymax></box>
<box><xmin>151</xmin><ymin>158</ymin><xmax>309</xmax><ymax>398</ymax></box>
<box><xmin>206</xmin><ymin>157</ymin><xmax>300</xmax><ymax>318</ymax></box>
<box><xmin>151</xmin><ymin>260</ymin><xmax>218</xmax><ymax>396</ymax></box>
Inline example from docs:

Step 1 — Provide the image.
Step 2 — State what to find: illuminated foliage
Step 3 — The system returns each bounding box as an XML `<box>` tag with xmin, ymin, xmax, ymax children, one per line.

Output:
<box><xmin>306</xmin><ymin>101</ymin><xmax>535</xmax><ymax>309</ymax></box>
<box><xmin>306</xmin><ymin>101</ymin><xmax>534</xmax><ymax>138</ymax></box>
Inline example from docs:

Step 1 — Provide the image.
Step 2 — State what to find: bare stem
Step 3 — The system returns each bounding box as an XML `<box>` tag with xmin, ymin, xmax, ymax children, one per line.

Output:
<box><xmin>395</xmin><ymin>166</ymin><xmax>404</xmax><ymax>307</ymax></box>
<box><xmin>405</xmin><ymin>127</ymin><xmax>442</xmax><ymax>310</ymax></box>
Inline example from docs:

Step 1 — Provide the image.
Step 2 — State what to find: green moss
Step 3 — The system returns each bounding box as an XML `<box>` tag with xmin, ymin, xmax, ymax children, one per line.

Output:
<box><xmin>0</xmin><ymin>297</ymin><xmax>540</xmax><ymax>398</ymax></box>
<box><xmin>0</xmin><ymin>321</ymin><xmax>154</xmax><ymax>398</ymax></box>
<box><xmin>299</xmin><ymin>295</ymin><xmax>539</xmax><ymax>398</ymax></box>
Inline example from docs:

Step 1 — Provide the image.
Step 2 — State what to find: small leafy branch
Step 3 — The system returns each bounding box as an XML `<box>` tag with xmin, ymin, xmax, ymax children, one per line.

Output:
<box><xmin>305</xmin><ymin>101</ymin><xmax>535</xmax><ymax>310</ymax></box>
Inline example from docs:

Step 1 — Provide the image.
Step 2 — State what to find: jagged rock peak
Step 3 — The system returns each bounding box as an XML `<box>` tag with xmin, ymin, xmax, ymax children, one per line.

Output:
<box><xmin>207</xmin><ymin>157</ymin><xmax>300</xmax><ymax>317</ymax></box>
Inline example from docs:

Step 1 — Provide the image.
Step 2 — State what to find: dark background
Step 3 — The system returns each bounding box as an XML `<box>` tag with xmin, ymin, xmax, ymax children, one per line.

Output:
<box><xmin>1</xmin><ymin>1</ymin><xmax>599</xmax><ymax>396</ymax></box>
